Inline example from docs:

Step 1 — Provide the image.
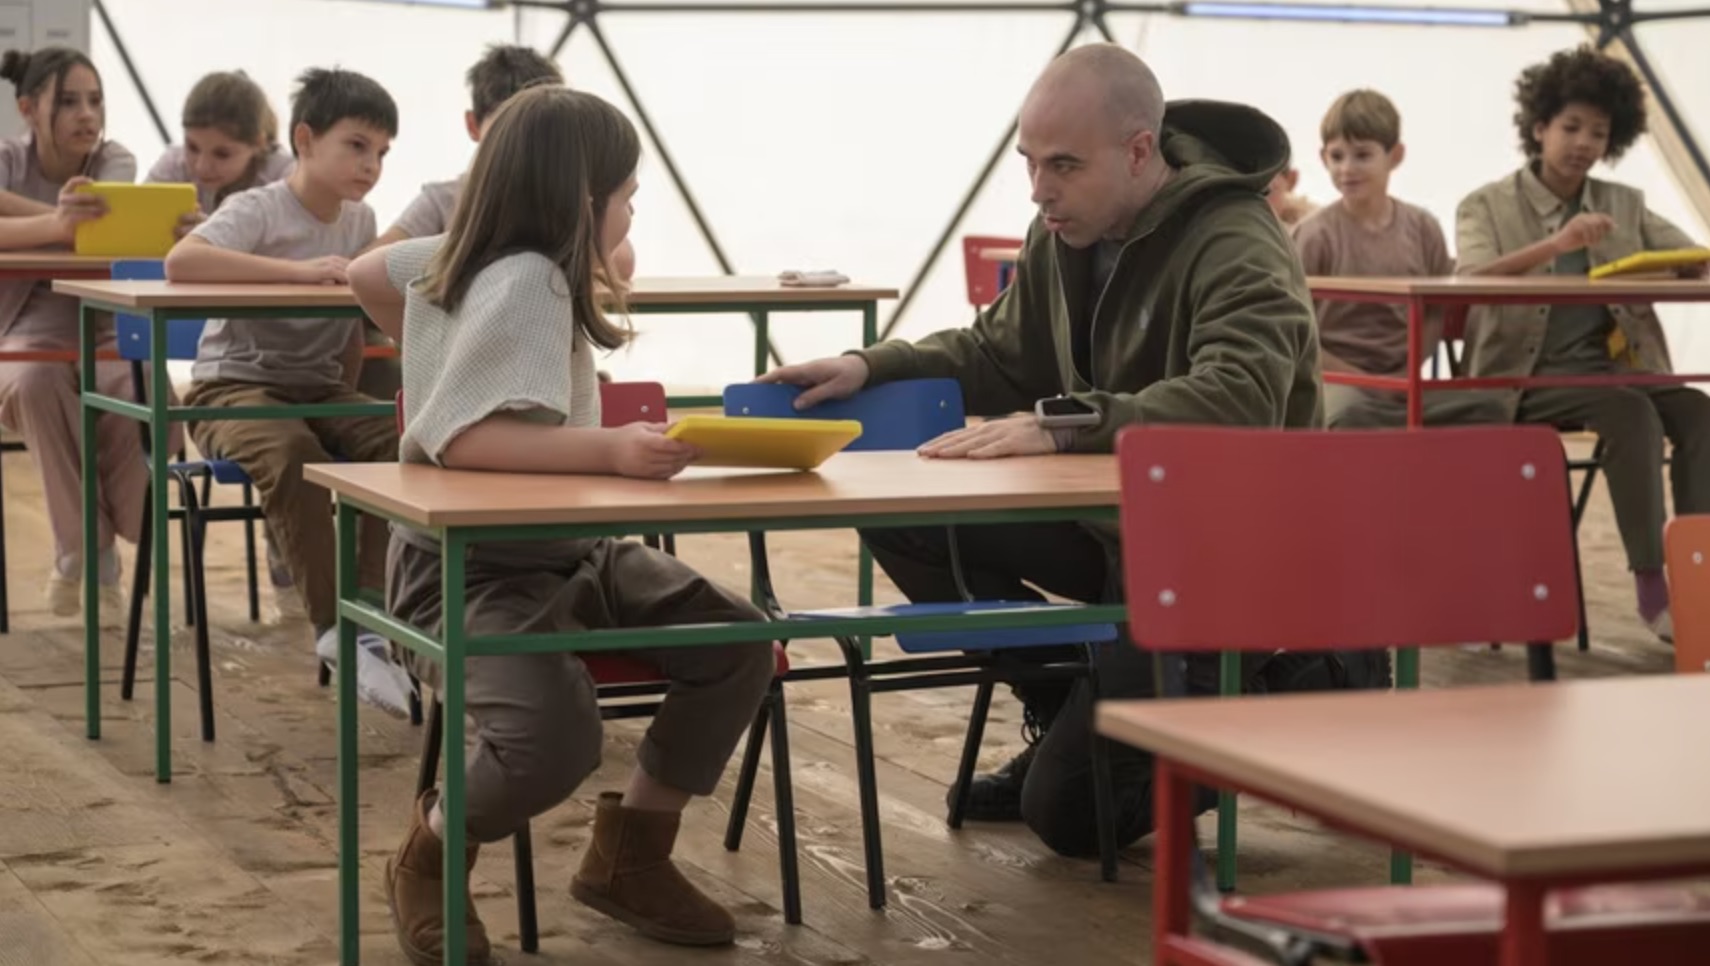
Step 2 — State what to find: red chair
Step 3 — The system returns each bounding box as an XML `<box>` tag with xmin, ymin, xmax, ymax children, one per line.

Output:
<box><xmin>1112</xmin><ymin>424</ymin><xmax>1709</xmax><ymax>966</ymax></box>
<box><xmin>961</xmin><ymin>234</ymin><xmax>1021</xmax><ymax>308</ymax></box>
<box><xmin>413</xmin><ymin>382</ymin><xmax>802</xmax><ymax>954</ymax></box>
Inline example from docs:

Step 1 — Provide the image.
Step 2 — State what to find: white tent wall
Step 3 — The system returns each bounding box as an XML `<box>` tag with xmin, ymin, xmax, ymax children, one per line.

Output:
<box><xmin>84</xmin><ymin>0</ymin><xmax>1710</xmax><ymax>393</ymax></box>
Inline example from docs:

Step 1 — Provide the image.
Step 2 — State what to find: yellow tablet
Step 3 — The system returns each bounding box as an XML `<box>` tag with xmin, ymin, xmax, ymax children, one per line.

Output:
<box><xmin>72</xmin><ymin>182</ymin><xmax>198</xmax><ymax>257</ymax></box>
<box><xmin>1589</xmin><ymin>247</ymin><xmax>1710</xmax><ymax>280</ymax></box>
<box><xmin>665</xmin><ymin>415</ymin><xmax>862</xmax><ymax>470</ymax></box>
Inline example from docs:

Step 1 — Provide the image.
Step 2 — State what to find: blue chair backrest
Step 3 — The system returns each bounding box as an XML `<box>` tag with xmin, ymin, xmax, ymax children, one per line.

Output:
<box><xmin>723</xmin><ymin>378</ymin><xmax>966</xmax><ymax>451</ymax></box>
<box><xmin>111</xmin><ymin>259</ymin><xmax>206</xmax><ymax>361</ymax></box>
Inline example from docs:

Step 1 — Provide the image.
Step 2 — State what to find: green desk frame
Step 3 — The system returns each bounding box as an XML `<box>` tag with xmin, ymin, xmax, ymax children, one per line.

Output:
<box><xmin>326</xmin><ymin>495</ymin><xmax>1123</xmax><ymax>965</ymax></box>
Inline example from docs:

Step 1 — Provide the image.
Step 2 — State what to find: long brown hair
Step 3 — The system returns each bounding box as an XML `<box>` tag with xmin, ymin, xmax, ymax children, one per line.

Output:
<box><xmin>422</xmin><ymin>86</ymin><xmax>638</xmax><ymax>351</ymax></box>
<box><xmin>182</xmin><ymin>70</ymin><xmax>280</xmax><ymax>202</ymax></box>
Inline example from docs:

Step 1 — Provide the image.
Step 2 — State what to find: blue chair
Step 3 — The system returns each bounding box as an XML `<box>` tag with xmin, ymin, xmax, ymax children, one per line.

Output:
<box><xmin>721</xmin><ymin>378</ymin><xmax>1120</xmax><ymax>908</ymax></box>
<box><xmin>111</xmin><ymin>259</ymin><xmax>266</xmax><ymax>742</ymax></box>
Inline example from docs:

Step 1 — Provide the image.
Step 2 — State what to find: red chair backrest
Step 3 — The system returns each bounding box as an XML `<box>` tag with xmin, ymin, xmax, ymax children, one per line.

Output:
<box><xmin>600</xmin><ymin>381</ymin><xmax>667</xmax><ymax>428</ymax></box>
<box><xmin>1115</xmin><ymin>425</ymin><xmax>1579</xmax><ymax>652</ymax></box>
<box><xmin>396</xmin><ymin>383</ymin><xmax>666</xmax><ymax>433</ymax></box>
<box><xmin>962</xmin><ymin>234</ymin><xmax>1022</xmax><ymax>308</ymax></box>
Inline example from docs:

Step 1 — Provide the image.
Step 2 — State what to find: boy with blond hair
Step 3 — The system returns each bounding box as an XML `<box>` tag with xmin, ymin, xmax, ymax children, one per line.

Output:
<box><xmin>1293</xmin><ymin>88</ymin><xmax>1503</xmax><ymax>428</ymax></box>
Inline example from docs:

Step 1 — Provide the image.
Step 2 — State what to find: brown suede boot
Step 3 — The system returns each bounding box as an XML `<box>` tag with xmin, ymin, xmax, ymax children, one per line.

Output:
<box><xmin>384</xmin><ymin>790</ymin><xmax>494</xmax><ymax>966</ymax></box>
<box><xmin>569</xmin><ymin>791</ymin><xmax>736</xmax><ymax>945</ymax></box>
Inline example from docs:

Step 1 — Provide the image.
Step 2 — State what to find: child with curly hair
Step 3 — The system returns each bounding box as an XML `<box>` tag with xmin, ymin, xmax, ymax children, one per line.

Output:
<box><xmin>1455</xmin><ymin>44</ymin><xmax>1710</xmax><ymax>644</ymax></box>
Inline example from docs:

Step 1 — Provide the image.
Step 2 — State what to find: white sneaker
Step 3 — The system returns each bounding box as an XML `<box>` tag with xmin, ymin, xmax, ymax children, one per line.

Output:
<box><xmin>316</xmin><ymin>628</ymin><xmax>416</xmax><ymax>718</ymax></box>
<box><xmin>1646</xmin><ymin>609</ymin><xmax>1675</xmax><ymax>645</ymax></box>
<box><xmin>45</xmin><ymin>559</ymin><xmax>127</xmax><ymax>627</ymax></box>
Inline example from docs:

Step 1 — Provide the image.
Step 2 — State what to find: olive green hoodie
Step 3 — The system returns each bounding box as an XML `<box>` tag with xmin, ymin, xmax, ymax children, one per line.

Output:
<box><xmin>856</xmin><ymin>100</ymin><xmax>1323</xmax><ymax>451</ymax></box>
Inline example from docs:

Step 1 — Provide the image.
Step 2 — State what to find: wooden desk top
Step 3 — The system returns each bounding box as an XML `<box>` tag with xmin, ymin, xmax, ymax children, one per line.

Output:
<box><xmin>979</xmin><ymin>247</ymin><xmax>1022</xmax><ymax>263</ymax></box>
<box><xmin>51</xmin><ymin>279</ymin><xmax>358</xmax><ymax>309</ymax></box>
<box><xmin>0</xmin><ymin>251</ymin><xmax>115</xmax><ymax>272</ymax></box>
<box><xmin>305</xmin><ymin>451</ymin><xmax>1116</xmax><ymax>528</ymax></box>
<box><xmin>1307</xmin><ymin>274</ymin><xmax>1710</xmax><ymax>301</ymax></box>
<box><xmin>1097</xmin><ymin>675</ymin><xmax>1710</xmax><ymax>879</ymax></box>
<box><xmin>53</xmin><ymin>276</ymin><xmax>899</xmax><ymax>310</ymax></box>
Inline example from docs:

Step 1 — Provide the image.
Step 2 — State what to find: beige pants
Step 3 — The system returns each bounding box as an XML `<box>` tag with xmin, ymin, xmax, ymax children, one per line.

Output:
<box><xmin>184</xmin><ymin>379</ymin><xmax>398</xmax><ymax>632</ymax></box>
<box><xmin>386</xmin><ymin>536</ymin><xmax>776</xmax><ymax>843</ymax></box>
<box><xmin>1516</xmin><ymin>384</ymin><xmax>1710</xmax><ymax>571</ymax></box>
<box><xmin>0</xmin><ymin>352</ymin><xmax>182</xmax><ymax>561</ymax></box>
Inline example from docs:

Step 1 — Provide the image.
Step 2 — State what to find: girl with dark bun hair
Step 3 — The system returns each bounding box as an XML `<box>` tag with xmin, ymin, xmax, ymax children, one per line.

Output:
<box><xmin>0</xmin><ymin>46</ymin><xmax>162</xmax><ymax>621</ymax></box>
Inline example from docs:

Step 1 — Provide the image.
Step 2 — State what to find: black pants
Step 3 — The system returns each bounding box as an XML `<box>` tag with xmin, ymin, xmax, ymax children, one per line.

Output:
<box><xmin>861</xmin><ymin>522</ymin><xmax>1219</xmax><ymax>857</ymax></box>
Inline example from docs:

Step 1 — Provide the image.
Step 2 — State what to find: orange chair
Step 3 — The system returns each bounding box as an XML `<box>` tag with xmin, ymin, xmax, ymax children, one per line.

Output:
<box><xmin>1113</xmin><ymin>424</ymin><xmax>1710</xmax><ymax>966</ymax></box>
<box><xmin>1665</xmin><ymin>514</ymin><xmax>1710</xmax><ymax>675</ymax></box>
<box><xmin>411</xmin><ymin>381</ymin><xmax>802</xmax><ymax>953</ymax></box>
<box><xmin>961</xmin><ymin>234</ymin><xmax>1021</xmax><ymax>308</ymax></box>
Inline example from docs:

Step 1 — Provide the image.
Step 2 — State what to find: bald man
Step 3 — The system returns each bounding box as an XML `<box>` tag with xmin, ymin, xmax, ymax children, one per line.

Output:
<box><xmin>761</xmin><ymin>46</ymin><xmax>1380</xmax><ymax>856</ymax></box>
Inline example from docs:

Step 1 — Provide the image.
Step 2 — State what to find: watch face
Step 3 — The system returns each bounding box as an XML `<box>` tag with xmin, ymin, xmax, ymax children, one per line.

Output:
<box><xmin>1040</xmin><ymin>397</ymin><xmax>1093</xmax><ymax>418</ymax></box>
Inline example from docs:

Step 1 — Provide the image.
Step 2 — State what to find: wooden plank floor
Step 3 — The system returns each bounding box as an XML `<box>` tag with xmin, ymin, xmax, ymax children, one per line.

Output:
<box><xmin>0</xmin><ymin>437</ymin><xmax>1683</xmax><ymax>965</ymax></box>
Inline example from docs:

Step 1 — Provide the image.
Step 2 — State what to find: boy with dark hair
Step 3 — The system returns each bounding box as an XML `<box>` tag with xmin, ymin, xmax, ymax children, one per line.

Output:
<box><xmin>165</xmin><ymin>66</ymin><xmax>415</xmax><ymax>714</ymax></box>
<box><xmin>1294</xmin><ymin>88</ymin><xmax>1504</xmax><ymax>429</ymax></box>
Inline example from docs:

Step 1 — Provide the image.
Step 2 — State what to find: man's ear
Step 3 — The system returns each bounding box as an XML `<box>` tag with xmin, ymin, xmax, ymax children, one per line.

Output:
<box><xmin>1128</xmin><ymin>128</ymin><xmax>1157</xmax><ymax>174</ymax></box>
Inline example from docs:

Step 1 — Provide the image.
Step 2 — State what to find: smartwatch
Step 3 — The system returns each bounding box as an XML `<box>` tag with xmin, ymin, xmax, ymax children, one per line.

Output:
<box><xmin>1034</xmin><ymin>394</ymin><xmax>1100</xmax><ymax>429</ymax></box>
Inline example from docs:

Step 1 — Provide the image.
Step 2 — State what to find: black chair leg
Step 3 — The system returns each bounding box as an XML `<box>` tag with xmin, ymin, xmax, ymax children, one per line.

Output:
<box><xmin>180</xmin><ymin>490</ymin><xmax>196</xmax><ymax>629</ymax></box>
<box><xmin>179</xmin><ymin>474</ymin><xmax>216</xmax><ymax>742</ymax></box>
<box><xmin>121</xmin><ymin>487</ymin><xmax>153</xmax><ymax>701</ymax></box>
<box><xmin>241</xmin><ymin>481</ymin><xmax>260</xmax><ymax>622</ymax></box>
<box><xmin>514</xmin><ymin>824</ymin><xmax>539</xmax><ymax>954</ymax></box>
<box><xmin>723</xmin><ymin>695</ymin><xmax>772</xmax><ymax>852</ymax></box>
<box><xmin>766</xmin><ymin>681</ymin><xmax>802</xmax><ymax>925</ymax></box>
<box><xmin>946</xmin><ymin>680</ymin><xmax>994</xmax><ymax>829</ymax></box>
<box><xmin>416</xmin><ymin>698</ymin><xmax>443</xmax><ymax>795</ymax></box>
<box><xmin>841</xmin><ymin>640</ymin><xmax>887</xmax><ymax>909</ymax></box>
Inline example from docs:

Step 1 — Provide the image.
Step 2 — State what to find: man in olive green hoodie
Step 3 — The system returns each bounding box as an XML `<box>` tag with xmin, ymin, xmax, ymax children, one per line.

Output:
<box><xmin>761</xmin><ymin>45</ymin><xmax>1332</xmax><ymax>855</ymax></box>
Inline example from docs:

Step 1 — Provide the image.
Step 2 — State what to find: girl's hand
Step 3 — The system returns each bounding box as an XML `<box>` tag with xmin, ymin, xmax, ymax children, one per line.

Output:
<box><xmin>173</xmin><ymin>209</ymin><xmax>207</xmax><ymax>241</ymax></box>
<box><xmin>55</xmin><ymin>176</ymin><xmax>108</xmax><ymax>240</ymax></box>
<box><xmin>609</xmin><ymin>422</ymin><xmax>698</xmax><ymax>479</ymax></box>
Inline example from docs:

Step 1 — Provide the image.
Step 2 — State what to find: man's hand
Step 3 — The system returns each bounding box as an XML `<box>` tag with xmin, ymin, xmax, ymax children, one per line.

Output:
<box><xmin>918</xmin><ymin>415</ymin><xmax>1056</xmax><ymax>460</ymax></box>
<box><xmin>756</xmin><ymin>354</ymin><xmax>870</xmax><ymax>409</ymax></box>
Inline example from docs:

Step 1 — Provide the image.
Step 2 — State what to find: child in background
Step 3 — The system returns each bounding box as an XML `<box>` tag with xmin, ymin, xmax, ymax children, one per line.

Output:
<box><xmin>0</xmin><ymin>46</ymin><xmax>163</xmax><ymax>619</ymax></box>
<box><xmin>372</xmin><ymin>42</ymin><xmax>636</xmax><ymax>283</ymax></box>
<box><xmin>1293</xmin><ymin>89</ymin><xmax>1504</xmax><ymax>429</ymax></box>
<box><xmin>165</xmin><ymin>67</ymin><xmax>413</xmax><ymax>713</ymax></box>
<box><xmin>1456</xmin><ymin>45</ymin><xmax>1710</xmax><ymax>643</ymax></box>
<box><xmin>147</xmin><ymin>68</ymin><xmax>301</xmax><ymax>617</ymax></box>
<box><xmin>146</xmin><ymin>70</ymin><xmax>293</xmax><ymax>215</ymax></box>
<box><xmin>349</xmin><ymin>86</ymin><xmax>772</xmax><ymax>965</ymax></box>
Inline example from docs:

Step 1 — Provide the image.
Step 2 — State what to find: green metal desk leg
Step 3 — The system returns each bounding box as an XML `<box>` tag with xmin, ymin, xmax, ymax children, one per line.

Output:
<box><xmin>80</xmin><ymin>304</ymin><xmax>101</xmax><ymax>740</ymax></box>
<box><xmin>150</xmin><ymin>312</ymin><xmax>174</xmax><ymax>783</ymax></box>
<box><xmin>336</xmin><ymin>500</ymin><xmax>361</xmax><ymax>965</ymax></box>
<box><xmin>1390</xmin><ymin>645</ymin><xmax>1420</xmax><ymax>884</ymax></box>
<box><xmin>1216</xmin><ymin>649</ymin><xmax>1240</xmax><ymax>892</ymax></box>
<box><xmin>441</xmin><ymin>531</ymin><xmax>470</xmax><ymax>966</ymax></box>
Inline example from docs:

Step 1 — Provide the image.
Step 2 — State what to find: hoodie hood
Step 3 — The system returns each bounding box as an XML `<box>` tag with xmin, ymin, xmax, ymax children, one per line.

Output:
<box><xmin>1128</xmin><ymin>99</ymin><xmax>1292</xmax><ymax>238</ymax></box>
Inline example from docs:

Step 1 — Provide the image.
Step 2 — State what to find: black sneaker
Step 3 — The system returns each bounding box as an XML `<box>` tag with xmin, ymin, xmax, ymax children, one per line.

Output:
<box><xmin>945</xmin><ymin>741</ymin><xmax>1036</xmax><ymax>822</ymax></box>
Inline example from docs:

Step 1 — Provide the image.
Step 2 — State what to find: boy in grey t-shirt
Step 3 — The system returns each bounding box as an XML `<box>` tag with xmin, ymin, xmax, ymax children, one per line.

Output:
<box><xmin>165</xmin><ymin>67</ymin><xmax>414</xmax><ymax>716</ymax></box>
